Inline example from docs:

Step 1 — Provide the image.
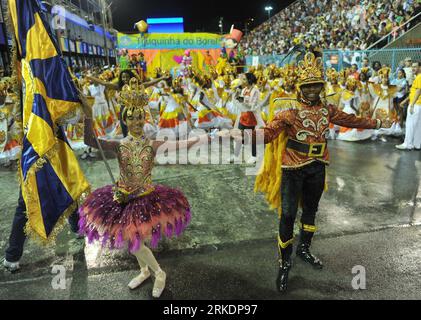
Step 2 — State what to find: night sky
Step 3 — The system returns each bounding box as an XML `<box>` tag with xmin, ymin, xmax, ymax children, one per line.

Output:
<box><xmin>111</xmin><ymin>0</ymin><xmax>295</xmax><ymax>33</ymax></box>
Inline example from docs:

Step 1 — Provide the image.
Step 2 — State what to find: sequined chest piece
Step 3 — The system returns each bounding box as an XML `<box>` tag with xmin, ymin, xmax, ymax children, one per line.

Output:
<box><xmin>294</xmin><ymin>106</ymin><xmax>330</xmax><ymax>141</ymax></box>
<box><xmin>117</xmin><ymin>136</ymin><xmax>154</xmax><ymax>194</ymax></box>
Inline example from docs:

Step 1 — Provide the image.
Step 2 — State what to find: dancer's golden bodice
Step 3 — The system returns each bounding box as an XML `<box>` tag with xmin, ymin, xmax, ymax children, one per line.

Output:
<box><xmin>117</xmin><ymin>135</ymin><xmax>155</xmax><ymax>194</ymax></box>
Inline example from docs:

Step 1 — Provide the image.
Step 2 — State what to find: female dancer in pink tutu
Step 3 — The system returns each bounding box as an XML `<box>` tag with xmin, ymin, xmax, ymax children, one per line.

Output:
<box><xmin>78</xmin><ymin>84</ymin><xmax>204</xmax><ymax>298</ymax></box>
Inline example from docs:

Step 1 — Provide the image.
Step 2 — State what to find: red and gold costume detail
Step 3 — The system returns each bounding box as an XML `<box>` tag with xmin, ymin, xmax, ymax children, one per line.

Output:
<box><xmin>261</xmin><ymin>101</ymin><xmax>379</xmax><ymax>169</ymax></box>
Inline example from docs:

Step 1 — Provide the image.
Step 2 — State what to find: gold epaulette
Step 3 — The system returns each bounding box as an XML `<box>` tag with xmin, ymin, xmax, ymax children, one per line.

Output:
<box><xmin>272</xmin><ymin>98</ymin><xmax>301</xmax><ymax>111</ymax></box>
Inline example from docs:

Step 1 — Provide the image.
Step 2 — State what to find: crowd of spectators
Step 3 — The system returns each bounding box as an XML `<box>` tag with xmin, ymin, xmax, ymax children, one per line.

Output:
<box><xmin>242</xmin><ymin>0</ymin><xmax>421</xmax><ymax>56</ymax></box>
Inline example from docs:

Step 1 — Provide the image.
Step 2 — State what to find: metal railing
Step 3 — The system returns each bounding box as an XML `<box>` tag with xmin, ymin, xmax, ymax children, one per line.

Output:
<box><xmin>323</xmin><ymin>48</ymin><xmax>421</xmax><ymax>73</ymax></box>
<box><xmin>245</xmin><ymin>48</ymin><xmax>421</xmax><ymax>73</ymax></box>
<box><xmin>385</xmin><ymin>23</ymin><xmax>421</xmax><ymax>49</ymax></box>
<box><xmin>367</xmin><ymin>11</ymin><xmax>421</xmax><ymax>50</ymax></box>
<box><xmin>244</xmin><ymin>3</ymin><xmax>420</xmax><ymax>56</ymax></box>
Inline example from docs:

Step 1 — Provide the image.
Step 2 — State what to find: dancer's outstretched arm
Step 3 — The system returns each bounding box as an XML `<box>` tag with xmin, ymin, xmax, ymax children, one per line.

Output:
<box><xmin>328</xmin><ymin>104</ymin><xmax>386</xmax><ymax>129</ymax></box>
<box><xmin>143</xmin><ymin>76</ymin><xmax>171</xmax><ymax>88</ymax></box>
<box><xmin>86</xmin><ymin>75</ymin><xmax>119</xmax><ymax>91</ymax></box>
<box><xmin>250</xmin><ymin>109</ymin><xmax>294</xmax><ymax>144</ymax></box>
<box><xmin>152</xmin><ymin>134</ymin><xmax>210</xmax><ymax>155</ymax></box>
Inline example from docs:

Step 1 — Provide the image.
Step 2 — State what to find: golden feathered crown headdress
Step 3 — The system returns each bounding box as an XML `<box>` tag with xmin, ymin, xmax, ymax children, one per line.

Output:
<box><xmin>118</xmin><ymin>77</ymin><xmax>149</xmax><ymax>110</ymax></box>
<box><xmin>103</xmin><ymin>70</ymin><xmax>114</xmax><ymax>81</ymax></box>
<box><xmin>338</xmin><ymin>68</ymin><xmax>351</xmax><ymax>85</ymax></box>
<box><xmin>155</xmin><ymin>67</ymin><xmax>170</xmax><ymax>78</ymax></box>
<box><xmin>254</xmin><ymin>70</ymin><xmax>264</xmax><ymax>80</ymax></box>
<box><xmin>248</xmin><ymin>66</ymin><xmax>256</xmax><ymax>74</ymax></box>
<box><xmin>280</xmin><ymin>65</ymin><xmax>297</xmax><ymax>80</ymax></box>
<box><xmin>222</xmin><ymin>74</ymin><xmax>232</xmax><ymax>87</ymax></box>
<box><xmin>172</xmin><ymin>76</ymin><xmax>183</xmax><ymax>88</ymax></box>
<box><xmin>186</xmin><ymin>65</ymin><xmax>195</xmax><ymax>75</ymax></box>
<box><xmin>326</xmin><ymin>68</ymin><xmax>339</xmax><ymax>81</ymax></box>
<box><xmin>267</xmin><ymin>64</ymin><xmax>280</xmax><ymax>78</ymax></box>
<box><xmin>207</xmin><ymin>66</ymin><xmax>218</xmax><ymax>78</ymax></box>
<box><xmin>345</xmin><ymin>77</ymin><xmax>358</xmax><ymax>91</ymax></box>
<box><xmin>0</xmin><ymin>81</ymin><xmax>7</xmax><ymax>95</ymax></box>
<box><xmin>99</xmin><ymin>72</ymin><xmax>107</xmax><ymax>81</ymax></box>
<box><xmin>378</xmin><ymin>67</ymin><xmax>391</xmax><ymax>80</ymax></box>
<box><xmin>360</xmin><ymin>67</ymin><xmax>370</xmax><ymax>76</ymax></box>
<box><xmin>297</xmin><ymin>52</ymin><xmax>325</xmax><ymax>88</ymax></box>
<box><xmin>257</xmin><ymin>73</ymin><xmax>267</xmax><ymax>88</ymax></box>
<box><xmin>268</xmin><ymin>64</ymin><xmax>277</xmax><ymax>72</ymax></box>
<box><xmin>2</xmin><ymin>76</ymin><xmax>18</xmax><ymax>94</ymax></box>
<box><xmin>224</xmin><ymin>64</ymin><xmax>234</xmax><ymax>75</ymax></box>
<box><xmin>193</xmin><ymin>72</ymin><xmax>212</xmax><ymax>89</ymax></box>
<box><xmin>279</xmin><ymin>65</ymin><xmax>298</xmax><ymax>88</ymax></box>
<box><xmin>79</xmin><ymin>77</ymin><xmax>90</xmax><ymax>90</ymax></box>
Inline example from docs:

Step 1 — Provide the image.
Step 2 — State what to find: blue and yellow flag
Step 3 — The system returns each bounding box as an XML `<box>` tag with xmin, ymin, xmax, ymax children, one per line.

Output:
<box><xmin>9</xmin><ymin>0</ymin><xmax>90</xmax><ymax>243</ymax></box>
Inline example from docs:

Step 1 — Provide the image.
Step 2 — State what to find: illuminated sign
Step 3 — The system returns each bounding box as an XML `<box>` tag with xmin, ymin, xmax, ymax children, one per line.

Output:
<box><xmin>146</xmin><ymin>17</ymin><xmax>184</xmax><ymax>33</ymax></box>
<box><xmin>118</xmin><ymin>32</ymin><xmax>222</xmax><ymax>49</ymax></box>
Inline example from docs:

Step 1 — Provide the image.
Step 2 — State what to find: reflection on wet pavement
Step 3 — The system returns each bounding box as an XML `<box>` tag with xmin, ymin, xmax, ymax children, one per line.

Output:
<box><xmin>0</xmin><ymin>139</ymin><xmax>420</xmax><ymax>299</ymax></box>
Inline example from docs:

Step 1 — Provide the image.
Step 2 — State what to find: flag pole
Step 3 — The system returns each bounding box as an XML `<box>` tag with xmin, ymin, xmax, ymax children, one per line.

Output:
<box><xmin>81</xmin><ymin>95</ymin><xmax>116</xmax><ymax>185</ymax></box>
<box><xmin>92</xmin><ymin>134</ymin><xmax>116</xmax><ymax>185</ymax></box>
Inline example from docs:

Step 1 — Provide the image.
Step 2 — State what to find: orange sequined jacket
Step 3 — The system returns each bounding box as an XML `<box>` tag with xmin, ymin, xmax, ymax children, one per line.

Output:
<box><xmin>259</xmin><ymin>102</ymin><xmax>380</xmax><ymax>169</ymax></box>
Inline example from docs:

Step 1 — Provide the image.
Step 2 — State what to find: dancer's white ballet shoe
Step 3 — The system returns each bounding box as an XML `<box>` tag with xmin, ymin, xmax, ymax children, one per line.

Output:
<box><xmin>80</xmin><ymin>152</ymin><xmax>89</xmax><ymax>160</ymax></box>
<box><xmin>128</xmin><ymin>268</ymin><xmax>151</xmax><ymax>290</ymax></box>
<box><xmin>227</xmin><ymin>155</ymin><xmax>242</xmax><ymax>163</ymax></box>
<box><xmin>246</xmin><ymin>156</ymin><xmax>257</xmax><ymax>164</ymax></box>
<box><xmin>152</xmin><ymin>270</ymin><xmax>167</xmax><ymax>298</ymax></box>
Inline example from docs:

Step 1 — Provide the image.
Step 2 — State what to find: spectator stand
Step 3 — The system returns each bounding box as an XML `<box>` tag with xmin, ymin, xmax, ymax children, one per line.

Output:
<box><xmin>323</xmin><ymin>48</ymin><xmax>421</xmax><ymax>73</ymax></box>
<box><xmin>245</xmin><ymin>47</ymin><xmax>420</xmax><ymax>76</ymax></box>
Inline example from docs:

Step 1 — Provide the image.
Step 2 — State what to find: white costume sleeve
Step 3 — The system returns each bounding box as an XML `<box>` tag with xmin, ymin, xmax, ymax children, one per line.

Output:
<box><xmin>212</xmin><ymin>82</ymin><xmax>221</xmax><ymax>101</ymax></box>
<box><xmin>257</xmin><ymin>91</ymin><xmax>271</xmax><ymax>110</ymax></box>
<box><xmin>235</xmin><ymin>87</ymin><xmax>260</xmax><ymax>112</ymax></box>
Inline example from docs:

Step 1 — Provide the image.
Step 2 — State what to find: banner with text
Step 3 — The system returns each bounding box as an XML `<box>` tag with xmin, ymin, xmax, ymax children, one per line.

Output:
<box><xmin>118</xmin><ymin>32</ymin><xmax>223</xmax><ymax>50</ymax></box>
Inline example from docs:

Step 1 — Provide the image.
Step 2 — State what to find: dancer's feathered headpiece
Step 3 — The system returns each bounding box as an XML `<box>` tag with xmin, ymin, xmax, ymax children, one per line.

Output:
<box><xmin>279</xmin><ymin>65</ymin><xmax>298</xmax><ymax>88</ymax></box>
<box><xmin>338</xmin><ymin>68</ymin><xmax>351</xmax><ymax>85</ymax></box>
<box><xmin>378</xmin><ymin>67</ymin><xmax>391</xmax><ymax>80</ymax></box>
<box><xmin>360</xmin><ymin>67</ymin><xmax>370</xmax><ymax>76</ymax></box>
<box><xmin>0</xmin><ymin>81</ymin><xmax>8</xmax><ymax>96</ymax></box>
<box><xmin>257</xmin><ymin>73</ymin><xmax>268</xmax><ymax>88</ymax></box>
<box><xmin>345</xmin><ymin>77</ymin><xmax>358</xmax><ymax>91</ymax></box>
<box><xmin>326</xmin><ymin>68</ymin><xmax>339</xmax><ymax>82</ymax></box>
<box><xmin>119</xmin><ymin>77</ymin><xmax>149</xmax><ymax>121</ymax></box>
<box><xmin>296</xmin><ymin>52</ymin><xmax>325</xmax><ymax>88</ymax></box>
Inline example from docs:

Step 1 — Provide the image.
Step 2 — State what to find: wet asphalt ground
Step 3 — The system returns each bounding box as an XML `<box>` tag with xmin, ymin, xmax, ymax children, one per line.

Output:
<box><xmin>0</xmin><ymin>139</ymin><xmax>420</xmax><ymax>300</ymax></box>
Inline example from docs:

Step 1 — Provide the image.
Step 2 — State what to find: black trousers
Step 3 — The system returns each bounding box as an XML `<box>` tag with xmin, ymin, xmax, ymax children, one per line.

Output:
<box><xmin>394</xmin><ymin>95</ymin><xmax>408</xmax><ymax>128</ymax></box>
<box><xmin>279</xmin><ymin>161</ymin><xmax>326</xmax><ymax>249</ymax></box>
<box><xmin>5</xmin><ymin>191</ymin><xmax>80</xmax><ymax>263</ymax></box>
<box><xmin>119</xmin><ymin>105</ymin><xmax>128</xmax><ymax>138</ymax></box>
<box><xmin>239</xmin><ymin>123</ymin><xmax>257</xmax><ymax>157</ymax></box>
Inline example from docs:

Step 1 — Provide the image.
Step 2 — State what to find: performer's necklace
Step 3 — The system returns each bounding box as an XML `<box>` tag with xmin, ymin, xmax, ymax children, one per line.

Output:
<box><xmin>128</xmin><ymin>132</ymin><xmax>146</xmax><ymax>142</ymax></box>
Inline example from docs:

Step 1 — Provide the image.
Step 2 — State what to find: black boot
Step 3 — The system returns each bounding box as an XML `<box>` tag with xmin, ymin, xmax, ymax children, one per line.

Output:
<box><xmin>296</xmin><ymin>230</ymin><xmax>323</xmax><ymax>269</ymax></box>
<box><xmin>276</xmin><ymin>243</ymin><xmax>293</xmax><ymax>293</ymax></box>
<box><xmin>276</xmin><ymin>258</ymin><xmax>292</xmax><ymax>293</ymax></box>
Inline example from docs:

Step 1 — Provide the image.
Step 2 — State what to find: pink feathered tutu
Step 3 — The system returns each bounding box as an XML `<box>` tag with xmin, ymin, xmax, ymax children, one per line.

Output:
<box><xmin>78</xmin><ymin>184</ymin><xmax>191</xmax><ymax>253</ymax></box>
